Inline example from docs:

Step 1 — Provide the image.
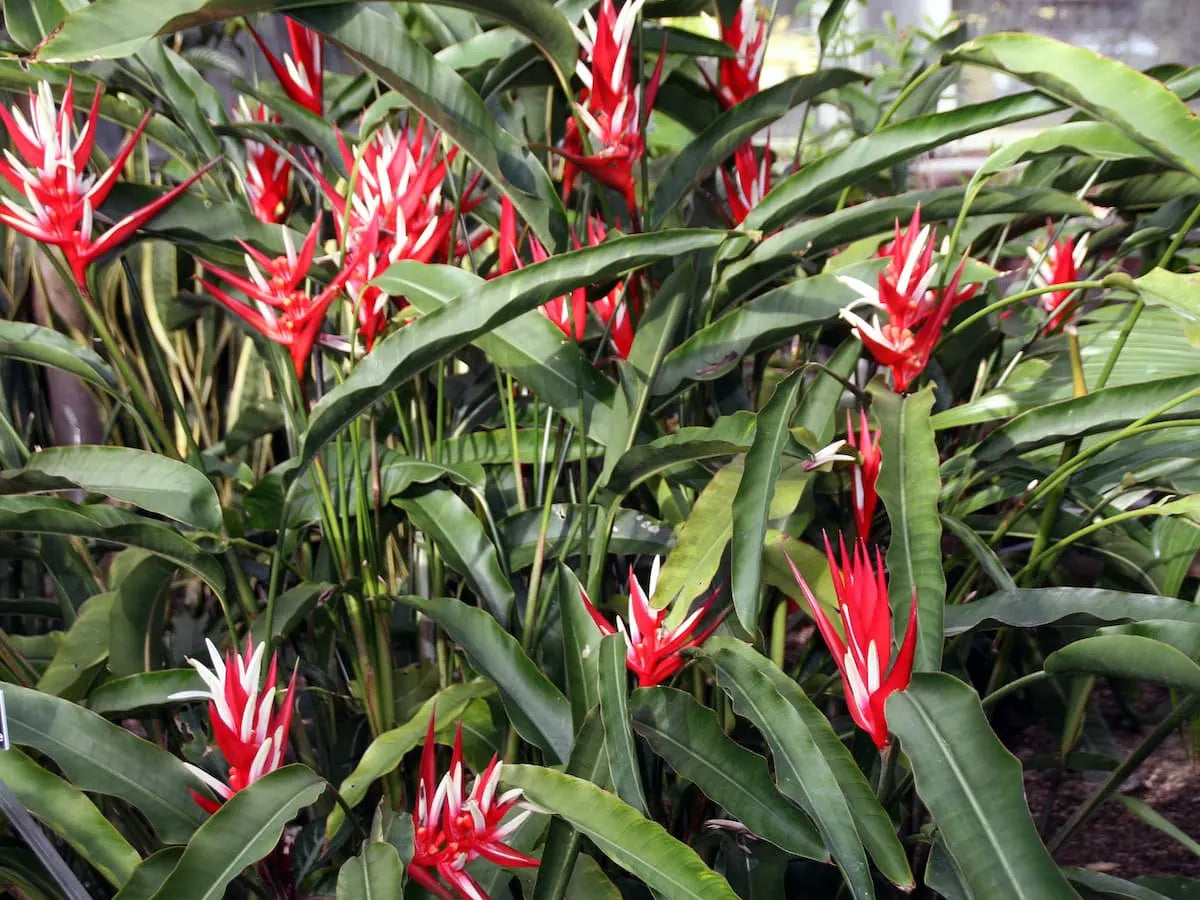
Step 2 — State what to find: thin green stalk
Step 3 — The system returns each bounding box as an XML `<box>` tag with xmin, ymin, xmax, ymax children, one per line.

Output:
<box><xmin>521</xmin><ymin>477</ymin><xmax>562</xmax><ymax>651</ymax></box>
<box><xmin>770</xmin><ymin>599</ymin><xmax>788</xmax><ymax>669</ymax></box>
<box><xmin>947</xmin><ymin>280</ymin><xmax>1107</xmax><ymax>337</ymax></box>
<box><xmin>982</xmin><ymin>670</ymin><xmax>1049</xmax><ymax>709</ymax></box>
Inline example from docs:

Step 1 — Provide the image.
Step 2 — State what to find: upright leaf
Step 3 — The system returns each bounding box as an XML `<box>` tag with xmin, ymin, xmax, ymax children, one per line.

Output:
<box><xmin>336</xmin><ymin>842</ymin><xmax>404</xmax><ymax>899</ymax></box>
<box><xmin>597</xmin><ymin>633</ymin><xmax>647</xmax><ymax>815</ymax></box>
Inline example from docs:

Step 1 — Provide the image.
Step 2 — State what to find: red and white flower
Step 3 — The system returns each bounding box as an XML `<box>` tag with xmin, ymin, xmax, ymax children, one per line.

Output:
<box><xmin>846</xmin><ymin>409</ymin><xmax>881</xmax><ymax>541</ymax></box>
<box><xmin>787</xmin><ymin>535</ymin><xmax>917</xmax><ymax>749</ymax></box>
<box><xmin>713</xmin><ymin>0</ymin><xmax>767</xmax><ymax>109</ymax></box>
<box><xmin>497</xmin><ymin>196</ymin><xmax>587</xmax><ymax>340</ymax></box>
<box><xmin>171</xmin><ymin>636</ymin><xmax>297</xmax><ymax>813</ymax></box>
<box><xmin>721</xmin><ymin>141</ymin><xmax>772</xmax><ymax>224</ymax></box>
<box><xmin>579</xmin><ymin>557</ymin><xmax>721</xmax><ymax>687</ymax></box>
<box><xmin>411</xmin><ymin>714</ymin><xmax>539</xmax><ymax>899</ymax></box>
<box><xmin>250</xmin><ymin>18</ymin><xmax>324</xmax><ymax>116</ymax></box>
<box><xmin>233</xmin><ymin>97</ymin><xmax>291</xmax><ymax>224</ymax></box>
<box><xmin>1027</xmin><ymin>230</ymin><xmax>1089</xmax><ymax>333</ymax></box>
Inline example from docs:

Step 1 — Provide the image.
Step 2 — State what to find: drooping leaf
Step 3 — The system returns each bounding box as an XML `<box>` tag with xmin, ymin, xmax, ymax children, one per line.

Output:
<box><xmin>0</xmin><ymin>319</ymin><xmax>116</xmax><ymax>392</ymax></box>
<box><xmin>88</xmin><ymin>670</ymin><xmax>203</xmax><ymax>716</ymax></box>
<box><xmin>886</xmin><ymin>674</ymin><xmax>1076</xmax><ymax>899</ymax></box>
<box><xmin>1044</xmin><ymin>635</ymin><xmax>1200</xmax><ymax>693</ymax></box>
<box><xmin>944</xmin><ymin>587</ymin><xmax>1200</xmax><ymax>635</ymax></box>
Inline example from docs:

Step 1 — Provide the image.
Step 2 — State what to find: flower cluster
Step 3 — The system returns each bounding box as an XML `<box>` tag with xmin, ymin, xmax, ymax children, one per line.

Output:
<box><xmin>1028</xmin><ymin>229</ymin><xmax>1089</xmax><ymax>333</ymax></box>
<box><xmin>561</xmin><ymin>0</ymin><xmax>664</xmax><ymax>214</ymax></box>
<box><xmin>788</xmin><ymin>534</ymin><xmax>917</xmax><ymax>749</ymax></box>
<box><xmin>721</xmin><ymin>141</ymin><xmax>772</xmax><ymax>225</ymax></box>
<box><xmin>249</xmin><ymin>17</ymin><xmax>324</xmax><ymax>116</ymax></box>
<box><xmin>0</xmin><ymin>80</ymin><xmax>208</xmax><ymax>286</ymax></box>
<box><xmin>317</xmin><ymin>119</ymin><xmax>483</xmax><ymax>348</ymax></box>
<box><xmin>712</xmin><ymin>0</ymin><xmax>767</xmax><ymax>109</ymax></box>
<box><xmin>411</xmin><ymin>714</ymin><xmax>538</xmax><ymax>899</ymax></box>
<box><xmin>838</xmin><ymin>206</ymin><xmax>979</xmax><ymax>392</ymax></box>
<box><xmin>170</xmin><ymin>636</ymin><xmax>297</xmax><ymax>813</ymax></box>
<box><xmin>846</xmin><ymin>408</ymin><xmax>881</xmax><ymax>541</ymax></box>
<box><xmin>233</xmin><ymin>97</ymin><xmax>291</xmax><ymax>224</ymax></box>
<box><xmin>580</xmin><ymin>557</ymin><xmax>720</xmax><ymax>687</ymax></box>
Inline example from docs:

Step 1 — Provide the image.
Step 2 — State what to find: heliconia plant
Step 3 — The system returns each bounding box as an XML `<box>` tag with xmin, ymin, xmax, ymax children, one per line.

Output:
<box><xmin>0</xmin><ymin>2</ymin><xmax>1197</xmax><ymax>899</ymax></box>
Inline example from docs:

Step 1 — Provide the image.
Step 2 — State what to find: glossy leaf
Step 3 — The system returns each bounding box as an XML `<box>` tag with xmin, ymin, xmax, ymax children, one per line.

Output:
<box><xmin>150</xmin><ymin>765</ymin><xmax>325</xmax><ymax>900</ymax></box>
<box><xmin>1044</xmin><ymin>635</ymin><xmax>1200</xmax><ymax>692</ymax></box>
<box><xmin>945</xmin><ymin>587</ymin><xmax>1200</xmax><ymax>635</ymax></box>
<box><xmin>0</xmin><ymin>747</ymin><xmax>140</xmax><ymax>887</ymax></box>
<box><xmin>336</xmin><ymin>842</ymin><xmax>404</xmax><ymax>899</ymax></box>
<box><xmin>398</xmin><ymin>596</ymin><xmax>573</xmax><ymax>763</ymax></box>
<box><xmin>4</xmin><ymin>683</ymin><xmax>206</xmax><ymax>843</ymax></box>
<box><xmin>886</xmin><ymin>673</ymin><xmax>1076</xmax><ymax>899</ymax></box>
<box><xmin>503</xmin><ymin>765</ymin><xmax>740</xmax><ymax>900</ymax></box>
<box><xmin>113</xmin><ymin>848</ymin><xmax>185</xmax><ymax>900</ymax></box>
<box><xmin>22</xmin><ymin>446</ymin><xmax>222</xmax><ymax>532</ymax></box>
<box><xmin>501</xmin><ymin>504</ymin><xmax>673</xmax><ymax>571</ymax></box>
<box><xmin>0</xmin><ymin>320</ymin><xmax>116</xmax><ymax>392</ymax></box>
<box><xmin>88</xmin><ymin>670</ymin><xmax>203</xmax><ymax>716</ymax></box>
<box><xmin>871</xmin><ymin>384</ymin><xmax>944</xmax><ymax>672</ymax></box>
<box><xmin>597</xmin><ymin>633</ymin><xmax>647</xmax><ymax>815</ymax></box>
<box><xmin>37</xmin><ymin>591</ymin><xmax>112</xmax><ymax>696</ymax></box>
<box><xmin>558</xmin><ymin>564</ymin><xmax>605</xmax><ymax>730</ymax></box>
<box><xmin>630</xmin><ymin>686</ymin><xmax>827</xmax><ymax>861</ymax></box>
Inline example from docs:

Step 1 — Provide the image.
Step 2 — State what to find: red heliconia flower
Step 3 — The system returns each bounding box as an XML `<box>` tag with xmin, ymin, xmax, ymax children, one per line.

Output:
<box><xmin>170</xmin><ymin>636</ymin><xmax>297</xmax><ymax>814</ymax></box>
<box><xmin>0</xmin><ymin>80</ymin><xmax>210</xmax><ymax>286</ymax></box>
<box><xmin>786</xmin><ymin>535</ymin><xmax>918</xmax><ymax>749</ymax></box>
<box><xmin>411</xmin><ymin>713</ymin><xmax>539</xmax><ymax>900</ymax></box>
<box><xmin>316</xmin><ymin>120</ymin><xmax>483</xmax><ymax>348</ymax></box>
<box><xmin>1027</xmin><ymin>230</ymin><xmax>1089</xmax><ymax>334</ymax></box>
<box><xmin>579</xmin><ymin>557</ymin><xmax>722</xmax><ymax>687</ymax></box>
<box><xmin>203</xmin><ymin>214</ymin><xmax>363</xmax><ymax>379</ymax></box>
<box><xmin>233</xmin><ymin>97</ymin><xmax>291</xmax><ymax>224</ymax></box>
<box><xmin>497</xmin><ymin>196</ymin><xmax>587</xmax><ymax>340</ymax></box>
<box><xmin>837</xmin><ymin>206</ymin><xmax>979</xmax><ymax>392</ymax></box>
<box><xmin>583</xmin><ymin>216</ymin><xmax>638</xmax><ymax>359</ymax></box>
<box><xmin>714</xmin><ymin>0</ymin><xmax>768</xmax><ymax>109</ymax></box>
<box><xmin>720</xmin><ymin>141</ymin><xmax>772</xmax><ymax>224</ymax></box>
<box><xmin>846</xmin><ymin>409</ymin><xmax>881</xmax><ymax>541</ymax></box>
<box><xmin>560</xmin><ymin>0</ymin><xmax>665</xmax><ymax>212</ymax></box>
<box><xmin>250</xmin><ymin>18</ymin><xmax>324</xmax><ymax>115</ymax></box>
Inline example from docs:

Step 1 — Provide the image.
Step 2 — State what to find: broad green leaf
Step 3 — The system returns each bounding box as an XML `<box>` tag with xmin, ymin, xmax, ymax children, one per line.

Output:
<box><xmin>597</xmin><ymin>633</ymin><xmax>647</xmax><ymax>815</ymax></box>
<box><xmin>113</xmin><ymin>848</ymin><xmax>184</xmax><ymax>900</ymax></box>
<box><xmin>0</xmin><ymin>319</ymin><xmax>116</xmax><ymax>392</ymax></box>
<box><xmin>630</xmin><ymin>687</ymin><xmax>826</xmax><ymax>861</ymax></box>
<box><xmin>150</xmin><ymin>765</ymin><xmax>325</xmax><ymax>900</ymax></box>
<box><xmin>886</xmin><ymin>673</ymin><xmax>1076</xmax><ymax>899</ymax></box>
<box><xmin>946</xmin><ymin>33</ymin><xmax>1200</xmax><ymax>178</ymax></box>
<box><xmin>109</xmin><ymin>554</ymin><xmax>177</xmax><ymax>677</ymax></box>
<box><xmin>945</xmin><ymin>588</ymin><xmax>1200</xmax><ymax>635</ymax></box>
<box><xmin>398</xmin><ymin>596</ymin><xmax>573</xmax><ymax>763</ymax></box>
<box><xmin>336</xmin><ymin>842</ymin><xmax>404</xmax><ymax>899</ymax></box>
<box><xmin>89</xmin><ymin>670</ymin><xmax>203</xmax><ymax>716</ymax></box>
<box><xmin>972</xmin><ymin>121</ymin><xmax>1158</xmax><ymax>185</ymax></box>
<box><xmin>22</xmin><ymin>446</ymin><xmax>222</xmax><ymax>532</ymax></box>
<box><xmin>0</xmin><ymin>747</ymin><xmax>140</xmax><ymax>887</ymax></box>
<box><xmin>37</xmin><ymin>591</ymin><xmax>112</xmax><ymax>696</ymax></box>
<box><xmin>3</xmin><ymin>0</ymin><xmax>83</xmax><ymax>49</ymax></box>
<box><xmin>972</xmin><ymin>373</ymin><xmax>1200</xmax><ymax>462</ymax></box>
<box><xmin>649</xmin><ymin>68</ymin><xmax>864</xmax><ymax>227</ymax></box>
<box><xmin>4</xmin><ymin>683</ymin><xmax>206</xmax><ymax>843</ymax></box>
<box><xmin>250</xmin><ymin>582</ymin><xmax>333</xmax><ymax>646</ymax></box>
<box><xmin>1044</xmin><ymin>635</ymin><xmax>1200</xmax><ymax>693</ymax></box>
<box><xmin>328</xmin><ymin>679</ymin><xmax>495</xmax><ymax>841</ymax></box>
<box><xmin>503</xmin><ymin>765</ymin><xmax>739</xmax><ymax>900</ymax></box>
<box><xmin>389</xmin><ymin>261</ymin><xmax>617</xmax><ymax>443</ymax></box>
<box><xmin>302</xmin><ymin>229</ymin><xmax>728</xmax><ymax>472</ymax></box>
<box><xmin>731</xmin><ymin>369</ymin><xmax>805</xmax><ymax>632</ymax></box>
<box><xmin>558</xmin><ymin>564</ymin><xmax>604</xmax><ymax>731</ymax></box>
<box><xmin>396</xmin><ymin>486</ymin><xmax>515</xmax><ymax>623</ymax></box>
<box><xmin>871</xmin><ymin>384</ymin><xmax>944</xmax><ymax>672</ymax></box>
<box><xmin>700</xmin><ymin>638</ymin><xmax>912</xmax><ymax>890</ymax></box>
<box><xmin>0</xmin><ymin>495</ymin><xmax>225</xmax><ymax>602</ymax></box>
<box><xmin>500</xmin><ymin>504</ymin><xmax>673</xmax><ymax>571</ymax></box>
<box><xmin>1132</xmin><ymin>267</ymin><xmax>1200</xmax><ymax>346</ymax></box>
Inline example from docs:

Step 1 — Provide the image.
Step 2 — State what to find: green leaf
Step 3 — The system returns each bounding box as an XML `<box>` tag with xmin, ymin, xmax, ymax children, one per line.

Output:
<box><xmin>630</xmin><ymin>687</ymin><xmax>827</xmax><ymax>861</ymax></box>
<box><xmin>150</xmin><ymin>765</ymin><xmax>325</xmax><ymax>900</ymax></box>
<box><xmin>503</xmin><ymin>765</ymin><xmax>739</xmax><ymax>900</ymax></box>
<box><xmin>701</xmin><ymin>637</ymin><xmax>914</xmax><ymax>896</ymax></box>
<box><xmin>1130</xmin><ymin>268</ymin><xmax>1200</xmax><ymax>346</ymax></box>
<box><xmin>336</xmin><ymin>842</ymin><xmax>405</xmax><ymax>899</ymax></box>
<box><xmin>944</xmin><ymin>587</ymin><xmax>1200</xmax><ymax>634</ymax></box>
<box><xmin>2</xmin><ymin>0</ymin><xmax>83</xmax><ymax>50</ymax></box>
<box><xmin>114</xmin><ymin>848</ymin><xmax>184</xmax><ymax>900</ymax></box>
<box><xmin>4</xmin><ymin>683</ymin><xmax>206</xmax><ymax>843</ymax></box>
<box><xmin>731</xmin><ymin>369</ymin><xmax>805</xmax><ymax>632</ymax></box>
<box><xmin>396</xmin><ymin>486</ymin><xmax>514</xmax><ymax>623</ymax></box>
<box><xmin>0</xmin><ymin>495</ymin><xmax>225</xmax><ymax>602</ymax></box>
<box><xmin>397</xmin><ymin>596</ymin><xmax>573</xmax><ymax>763</ymax></box>
<box><xmin>870</xmin><ymin>384</ymin><xmax>944</xmax><ymax>672</ymax></box>
<box><xmin>38</xmin><ymin>592</ymin><xmax>112</xmax><ymax>696</ymax></box>
<box><xmin>0</xmin><ymin>747</ymin><xmax>140</xmax><ymax>887</ymax></box>
<box><xmin>88</xmin><ymin>670</ymin><xmax>203</xmax><ymax>716</ymax></box>
<box><xmin>886</xmin><ymin>673</ymin><xmax>1077</xmax><ymax>899</ymax></box>
<box><xmin>1044</xmin><ymin>635</ymin><xmax>1200</xmax><ymax>692</ymax></box>
<box><xmin>0</xmin><ymin>319</ymin><xmax>116</xmax><ymax>391</ymax></box>
<box><xmin>390</xmin><ymin>261</ymin><xmax>617</xmax><ymax>443</ymax></box>
<box><xmin>649</xmin><ymin>69</ymin><xmax>863</xmax><ymax>227</ymax></box>
<box><xmin>945</xmin><ymin>33</ymin><xmax>1200</xmax><ymax>178</ymax></box>
<box><xmin>328</xmin><ymin>679</ymin><xmax>494</xmax><ymax>841</ymax></box>
<box><xmin>108</xmin><ymin>554</ymin><xmax>177</xmax><ymax>677</ymax></box>
<box><xmin>557</xmin><ymin>564</ymin><xmax>604</xmax><ymax>731</ymax></box>
<box><xmin>302</xmin><ymin>229</ymin><xmax>728</xmax><ymax>472</ymax></box>
<box><xmin>500</xmin><ymin>504</ymin><xmax>673</xmax><ymax>571</ymax></box>
<box><xmin>597</xmin><ymin>633</ymin><xmax>647</xmax><ymax>815</ymax></box>
<box><xmin>22</xmin><ymin>446</ymin><xmax>222</xmax><ymax>532</ymax></box>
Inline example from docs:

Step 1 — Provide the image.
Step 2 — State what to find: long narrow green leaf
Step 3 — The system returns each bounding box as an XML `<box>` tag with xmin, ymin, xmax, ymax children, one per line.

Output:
<box><xmin>871</xmin><ymin>384</ymin><xmax>944</xmax><ymax>672</ymax></box>
<box><xmin>886</xmin><ymin>674</ymin><xmax>1076</xmax><ymax>899</ymax></box>
<box><xmin>558</xmin><ymin>564</ymin><xmax>604</xmax><ymax>730</ymax></box>
<box><xmin>4</xmin><ymin>683</ymin><xmax>206</xmax><ymax>844</ymax></box>
<box><xmin>597</xmin><ymin>634</ymin><xmax>647</xmax><ymax>815</ymax></box>
<box><xmin>336</xmin><ymin>842</ymin><xmax>405</xmax><ymax>899</ymax></box>
<box><xmin>0</xmin><ymin>320</ymin><xmax>116</xmax><ymax>391</ymax></box>
<box><xmin>89</xmin><ymin>670</ymin><xmax>203</xmax><ymax>716</ymax></box>
<box><xmin>1045</xmin><ymin>635</ymin><xmax>1200</xmax><ymax>692</ymax></box>
<box><xmin>731</xmin><ymin>369</ymin><xmax>805</xmax><ymax>632</ymax></box>
<box><xmin>504</xmin><ymin>765</ymin><xmax>739</xmax><ymax>900</ymax></box>
<box><xmin>944</xmin><ymin>587</ymin><xmax>1200</xmax><ymax>634</ymax></box>
<box><xmin>0</xmin><ymin>748</ymin><xmax>140</xmax><ymax>888</ymax></box>
<box><xmin>630</xmin><ymin>687</ymin><xmax>826</xmax><ymax>861</ymax></box>
<box><xmin>398</xmin><ymin>596</ymin><xmax>573</xmax><ymax>763</ymax></box>
<box><xmin>150</xmin><ymin>765</ymin><xmax>325</xmax><ymax>900</ymax></box>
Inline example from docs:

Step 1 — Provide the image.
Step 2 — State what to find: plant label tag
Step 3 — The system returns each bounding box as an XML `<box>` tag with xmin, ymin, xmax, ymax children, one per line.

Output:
<box><xmin>0</xmin><ymin>691</ymin><xmax>9</xmax><ymax>750</ymax></box>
